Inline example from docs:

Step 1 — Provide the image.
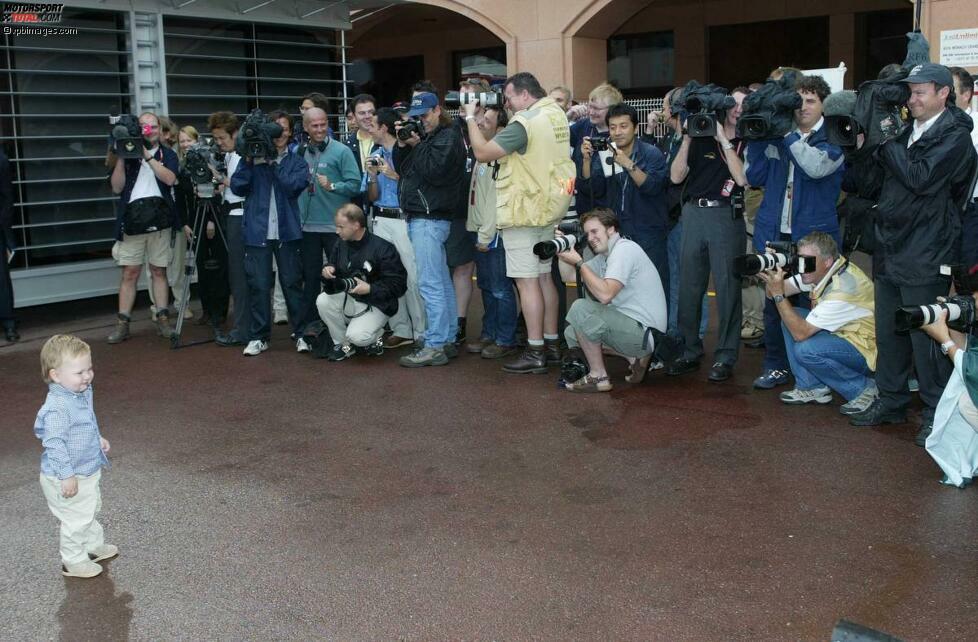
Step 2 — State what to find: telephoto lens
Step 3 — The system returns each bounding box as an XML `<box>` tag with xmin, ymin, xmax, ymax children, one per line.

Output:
<box><xmin>733</xmin><ymin>252</ymin><xmax>785</xmax><ymax>276</ymax></box>
<box><xmin>533</xmin><ymin>235</ymin><xmax>576</xmax><ymax>260</ymax></box>
<box><xmin>321</xmin><ymin>276</ymin><xmax>357</xmax><ymax>296</ymax></box>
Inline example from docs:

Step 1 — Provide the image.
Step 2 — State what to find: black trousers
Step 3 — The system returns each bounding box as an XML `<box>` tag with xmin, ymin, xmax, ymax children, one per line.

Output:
<box><xmin>0</xmin><ymin>242</ymin><xmax>14</xmax><ymax>330</ymax></box>
<box><xmin>874</xmin><ymin>275</ymin><xmax>953</xmax><ymax>422</ymax></box>
<box><xmin>299</xmin><ymin>231</ymin><xmax>338</xmax><ymax>334</ymax></box>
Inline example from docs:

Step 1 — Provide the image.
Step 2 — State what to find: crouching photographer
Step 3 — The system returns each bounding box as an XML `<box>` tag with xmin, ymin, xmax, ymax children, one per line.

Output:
<box><xmin>755</xmin><ymin>232</ymin><xmax>878</xmax><ymax>413</ymax></box>
<box><xmin>555</xmin><ymin>208</ymin><xmax>669</xmax><ymax>392</ymax></box>
<box><xmin>316</xmin><ymin>204</ymin><xmax>407</xmax><ymax>362</ymax></box>
<box><xmin>917</xmin><ymin>286</ymin><xmax>978</xmax><ymax>487</ymax></box>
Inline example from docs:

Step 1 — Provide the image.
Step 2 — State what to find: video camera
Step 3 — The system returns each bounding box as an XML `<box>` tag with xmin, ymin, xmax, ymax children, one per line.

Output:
<box><xmin>444</xmin><ymin>90</ymin><xmax>504</xmax><ymax>108</ymax></box>
<box><xmin>396</xmin><ymin>117</ymin><xmax>426</xmax><ymax>142</ymax></box>
<box><xmin>109</xmin><ymin>110</ymin><xmax>149</xmax><ymax>159</ymax></box>
<box><xmin>824</xmin><ymin>72</ymin><xmax>909</xmax><ymax>152</ymax></box>
<box><xmin>673</xmin><ymin>80</ymin><xmax>736</xmax><ymax>138</ymax></box>
<box><xmin>321</xmin><ymin>260</ymin><xmax>375</xmax><ymax>296</ymax></box>
<box><xmin>533</xmin><ymin>220</ymin><xmax>585</xmax><ymax>260</ymax></box>
<box><xmin>895</xmin><ymin>265</ymin><xmax>978</xmax><ymax>333</ymax></box>
<box><xmin>235</xmin><ymin>109</ymin><xmax>282</xmax><ymax>162</ymax></box>
<box><xmin>737</xmin><ymin>74</ymin><xmax>803</xmax><ymax>140</ymax></box>
<box><xmin>183</xmin><ymin>140</ymin><xmax>226</xmax><ymax>199</ymax></box>
<box><xmin>733</xmin><ymin>241</ymin><xmax>817</xmax><ymax>277</ymax></box>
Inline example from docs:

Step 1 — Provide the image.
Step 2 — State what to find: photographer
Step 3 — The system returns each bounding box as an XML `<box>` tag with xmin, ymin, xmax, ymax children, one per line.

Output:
<box><xmin>745</xmin><ymin>74</ymin><xmax>845</xmax><ymax>391</ymax></box>
<box><xmin>316</xmin><ymin>204</ymin><xmax>407</xmax><ymax>361</ymax></box>
<box><xmin>850</xmin><ymin>63</ymin><xmax>978</xmax><ymax>445</ymax></box>
<box><xmin>209</xmin><ymin>111</ymin><xmax>249</xmax><ymax>348</ymax></box>
<box><xmin>365</xmin><ymin>107</ymin><xmax>426</xmax><ymax>348</ymax></box>
<box><xmin>667</xmin><ymin>86</ymin><xmax>748</xmax><ymax>382</ymax></box>
<box><xmin>757</xmin><ymin>232</ymin><xmax>877</xmax><ymax>412</ymax></box>
<box><xmin>555</xmin><ymin>208</ymin><xmax>667</xmax><ymax>392</ymax></box>
<box><xmin>578</xmin><ymin>103</ymin><xmax>670</xmax><ymax>303</ymax></box>
<box><xmin>229</xmin><ymin>111</ymin><xmax>308</xmax><ymax>357</ymax></box>
<box><xmin>571</xmin><ymin>83</ymin><xmax>623</xmax><ymax>214</ymax></box>
<box><xmin>394</xmin><ymin>92</ymin><xmax>465</xmax><ymax>367</ymax></box>
<box><xmin>297</xmin><ymin>106</ymin><xmax>362</xmax><ymax>348</ymax></box>
<box><xmin>463</xmin><ymin>72</ymin><xmax>576</xmax><ymax>374</ymax></box>
<box><xmin>108</xmin><ymin>112</ymin><xmax>179</xmax><ymax>344</ymax></box>
<box><xmin>919</xmin><ymin>306</ymin><xmax>978</xmax><ymax>487</ymax></box>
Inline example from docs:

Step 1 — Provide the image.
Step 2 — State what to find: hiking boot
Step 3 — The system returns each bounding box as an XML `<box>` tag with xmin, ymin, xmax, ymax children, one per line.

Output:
<box><xmin>399</xmin><ymin>346</ymin><xmax>448</xmax><ymax>368</ymax></box>
<box><xmin>840</xmin><ymin>382</ymin><xmax>879</xmax><ymax>416</ymax></box>
<box><xmin>544</xmin><ymin>339</ymin><xmax>562</xmax><ymax>366</ymax></box>
<box><xmin>106</xmin><ymin>314</ymin><xmax>131</xmax><ymax>344</ymax></box>
<box><xmin>481</xmin><ymin>343</ymin><xmax>516</xmax><ymax>359</ymax></box>
<box><xmin>502</xmin><ymin>347</ymin><xmax>548</xmax><ymax>374</ymax></box>
<box><xmin>467</xmin><ymin>337</ymin><xmax>492</xmax><ymax>354</ymax></box>
<box><xmin>62</xmin><ymin>560</ymin><xmax>102</xmax><ymax>578</ymax></box>
<box><xmin>780</xmin><ymin>386</ymin><xmax>832</xmax><ymax>405</ymax></box>
<box><xmin>155</xmin><ymin>310</ymin><xmax>174</xmax><ymax>339</ymax></box>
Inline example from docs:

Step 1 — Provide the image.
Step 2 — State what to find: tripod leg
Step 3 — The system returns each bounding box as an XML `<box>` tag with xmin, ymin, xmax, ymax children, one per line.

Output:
<box><xmin>171</xmin><ymin>206</ymin><xmax>209</xmax><ymax>347</ymax></box>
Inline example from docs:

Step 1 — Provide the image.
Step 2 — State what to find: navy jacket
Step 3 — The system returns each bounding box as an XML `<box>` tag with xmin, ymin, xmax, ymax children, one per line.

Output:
<box><xmin>114</xmin><ymin>146</ymin><xmax>180</xmax><ymax>241</ymax></box>
<box><xmin>745</xmin><ymin>123</ymin><xmax>845</xmax><ymax>251</ymax></box>
<box><xmin>230</xmin><ymin>152</ymin><xmax>309</xmax><ymax>247</ymax></box>
<box><xmin>577</xmin><ymin>139</ymin><xmax>670</xmax><ymax>254</ymax></box>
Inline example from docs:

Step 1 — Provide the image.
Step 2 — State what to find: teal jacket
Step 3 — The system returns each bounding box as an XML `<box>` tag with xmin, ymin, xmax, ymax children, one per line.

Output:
<box><xmin>297</xmin><ymin>140</ymin><xmax>362</xmax><ymax>231</ymax></box>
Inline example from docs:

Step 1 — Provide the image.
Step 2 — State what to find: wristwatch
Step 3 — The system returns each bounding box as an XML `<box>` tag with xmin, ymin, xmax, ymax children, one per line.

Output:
<box><xmin>941</xmin><ymin>340</ymin><xmax>956</xmax><ymax>355</ymax></box>
<box><xmin>772</xmin><ymin>294</ymin><xmax>785</xmax><ymax>304</ymax></box>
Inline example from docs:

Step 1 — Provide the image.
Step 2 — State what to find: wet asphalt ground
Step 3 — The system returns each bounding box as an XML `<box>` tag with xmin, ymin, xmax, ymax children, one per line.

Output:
<box><xmin>1</xmin><ymin>295</ymin><xmax>976</xmax><ymax>641</ymax></box>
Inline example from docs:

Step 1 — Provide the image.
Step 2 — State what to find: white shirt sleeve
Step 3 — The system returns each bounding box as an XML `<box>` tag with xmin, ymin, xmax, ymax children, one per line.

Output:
<box><xmin>806</xmin><ymin>300</ymin><xmax>871</xmax><ymax>333</ymax></box>
<box><xmin>603</xmin><ymin>242</ymin><xmax>636</xmax><ymax>288</ymax></box>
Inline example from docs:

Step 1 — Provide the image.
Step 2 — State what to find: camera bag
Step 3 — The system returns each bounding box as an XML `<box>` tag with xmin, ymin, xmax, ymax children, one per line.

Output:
<box><xmin>124</xmin><ymin>196</ymin><xmax>171</xmax><ymax>236</ymax></box>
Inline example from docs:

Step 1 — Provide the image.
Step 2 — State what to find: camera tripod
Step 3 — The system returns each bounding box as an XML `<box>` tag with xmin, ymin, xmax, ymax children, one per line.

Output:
<box><xmin>171</xmin><ymin>186</ymin><xmax>230</xmax><ymax>349</ymax></box>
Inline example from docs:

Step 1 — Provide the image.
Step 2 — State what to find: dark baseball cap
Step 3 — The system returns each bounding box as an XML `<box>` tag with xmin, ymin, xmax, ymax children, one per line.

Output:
<box><xmin>407</xmin><ymin>92</ymin><xmax>438</xmax><ymax>117</ymax></box>
<box><xmin>901</xmin><ymin>63</ymin><xmax>953</xmax><ymax>87</ymax></box>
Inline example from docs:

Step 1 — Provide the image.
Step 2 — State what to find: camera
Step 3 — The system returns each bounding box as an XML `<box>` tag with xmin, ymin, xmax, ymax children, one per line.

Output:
<box><xmin>235</xmin><ymin>109</ymin><xmax>282</xmax><ymax>162</ymax></box>
<box><xmin>825</xmin><ymin>74</ymin><xmax>908</xmax><ymax>151</ymax></box>
<box><xmin>365</xmin><ymin>155</ymin><xmax>383</xmax><ymax>168</ymax></box>
<box><xmin>733</xmin><ymin>241</ymin><xmax>817</xmax><ymax>277</ymax></box>
<box><xmin>673</xmin><ymin>80</ymin><xmax>735</xmax><ymax>138</ymax></box>
<box><xmin>396</xmin><ymin>118</ymin><xmax>426</xmax><ymax>142</ymax></box>
<box><xmin>444</xmin><ymin>90</ymin><xmax>504</xmax><ymax>107</ymax></box>
<box><xmin>321</xmin><ymin>261</ymin><xmax>375</xmax><ymax>295</ymax></box>
<box><xmin>589</xmin><ymin>136</ymin><xmax>611</xmax><ymax>152</ymax></box>
<box><xmin>737</xmin><ymin>74</ymin><xmax>803</xmax><ymax>140</ymax></box>
<box><xmin>895</xmin><ymin>265</ymin><xmax>978</xmax><ymax>333</ymax></box>
<box><xmin>109</xmin><ymin>111</ymin><xmax>145</xmax><ymax>159</ymax></box>
<box><xmin>533</xmin><ymin>220</ymin><xmax>584</xmax><ymax>260</ymax></box>
<box><xmin>183</xmin><ymin>141</ymin><xmax>225</xmax><ymax>199</ymax></box>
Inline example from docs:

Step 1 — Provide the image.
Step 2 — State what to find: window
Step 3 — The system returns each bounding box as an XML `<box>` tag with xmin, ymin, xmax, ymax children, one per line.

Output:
<box><xmin>608</xmin><ymin>31</ymin><xmax>674</xmax><ymax>98</ymax></box>
<box><xmin>452</xmin><ymin>47</ymin><xmax>506</xmax><ymax>87</ymax></box>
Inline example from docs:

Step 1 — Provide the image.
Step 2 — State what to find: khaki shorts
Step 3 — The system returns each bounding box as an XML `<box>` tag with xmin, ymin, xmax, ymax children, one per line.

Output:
<box><xmin>112</xmin><ymin>230</ymin><xmax>172</xmax><ymax>267</ymax></box>
<box><xmin>501</xmin><ymin>225</ymin><xmax>553</xmax><ymax>278</ymax></box>
<box><xmin>564</xmin><ymin>298</ymin><xmax>652</xmax><ymax>358</ymax></box>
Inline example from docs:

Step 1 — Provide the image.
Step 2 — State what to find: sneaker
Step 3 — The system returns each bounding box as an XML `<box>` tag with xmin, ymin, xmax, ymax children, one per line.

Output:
<box><xmin>840</xmin><ymin>382</ymin><xmax>879</xmax><ymax>415</ymax></box>
<box><xmin>454</xmin><ymin>317</ymin><xmax>466</xmax><ymax>345</ymax></box>
<box><xmin>399</xmin><ymin>346</ymin><xmax>449</xmax><ymax>367</ymax></box>
<box><xmin>753</xmin><ymin>368</ymin><xmax>790</xmax><ymax>390</ymax></box>
<box><xmin>915</xmin><ymin>423</ymin><xmax>933</xmax><ymax>447</ymax></box>
<box><xmin>296</xmin><ymin>337</ymin><xmax>312</xmax><ymax>353</ymax></box>
<box><xmin>443</xmin><ymin>343</ymin><xmax>459</xmax><ymax>359</ymax></box>
<box><xmin>780</xmin><ymin>386</ymin><xmax>832</xmax><ymax>405</ymax></box>
<box><xmin>363</xmin><ymin>338</ymin><xmax>384</xmax><ymax>356</ymax></box>
<box><xmin>327</xmin><ymin>343</ymin><xmax>357</xmax><ymax>362</ymax></box>
<box><xmin>87</xmin><ymin>544</ymin><xmax>119</xmax><ymax>563</ymax></box>
<box><xmin>741</xmin><ymin>322</ymin><xmax>763</xmax><ymax>340</ymax></box>
<box><xmin>384</xmin><ymin>334</ymin><xmax>414</xmax><ymax>349</ymax></box>
<box><xmin>242</xmin><ymin>340</ymin><xmax>268</xmax><ymax>356</ymax></box>
<box><xmin>467</xmin><ymin>337</ymin><xmax>492</xmax><ymax>354</ymax></box>
<box><xmin>909</xmin><ymin>377</ymin><xmax>920</xmax><ymax>393</ymax></box>
<box><xmin>848</xmin><ymin>399</ymin><xmax>908</xmax><ymax>427</ymax></box>
<box><xmin>215</xmin><ymin>332</ymin><xmax>246</xmax><ymax>347</ymax></box>
<box><xmin>273</xmin><ymin>310</ymin><xmax>288</xmax><ymax>325</ymax></box>
<box><xmin>62</xmin><ymin>560</ymin><xmax>102</xmax><ymax>578</ymax></box>
<box><xmin>150</xmin><ymin>304</ymin><xmax>158</xmax><ymax>321</ymax></box>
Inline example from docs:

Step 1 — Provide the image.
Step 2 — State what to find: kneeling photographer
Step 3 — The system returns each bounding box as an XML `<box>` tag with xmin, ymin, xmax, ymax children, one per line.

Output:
<box><xmin>917</xmin><ymin>286</ymin><xmax>978</xmax><ymax>487</ymax></box>
<box><xmin>554</xmin><ymin>208</ymin><xmax>667</xmax><ymax>392</ymax></box>
<box><xmin>316</xmin><ymin>204</ymin><xmax>407</xmax><ymax>362</ymax></box>
<box><xmin>755</xmin><ymin>232</ymin><xmax>877</xmax><ymax>413</ymax></box>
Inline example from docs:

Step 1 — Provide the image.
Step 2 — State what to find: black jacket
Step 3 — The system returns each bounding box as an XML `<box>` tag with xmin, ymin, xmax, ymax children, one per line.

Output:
<box><xmin>326</xmin><ymin>230</ymin><xmax>407</xmax><ymax>317</ymax></box>
<box><xmin>393</xmin><ymin>123</ymin><xmax>465</xmax><ymax>220</ymax></box>
<box><xmin>874</xmin><ymin>107</ymin><xmax>977</xmax><ymax>285</ymax></box>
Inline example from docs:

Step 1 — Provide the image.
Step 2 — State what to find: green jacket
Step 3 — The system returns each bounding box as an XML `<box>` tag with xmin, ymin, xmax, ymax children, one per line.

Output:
<box><xmin>297</xmin><ymin>140</ymin><xmax>362</xmax><ymax>231</ymax></box>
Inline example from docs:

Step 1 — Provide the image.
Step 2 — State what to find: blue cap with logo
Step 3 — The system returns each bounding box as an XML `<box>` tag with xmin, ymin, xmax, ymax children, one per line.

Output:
<box><xmin>901</xmin><ymin>63</ymin><xmax>953</xmax><ymax>88</ymax></box>
<box><xmin>407</xmin><ymin>92</ymin><xmax>439</xmax><ymax>117</ymax></box>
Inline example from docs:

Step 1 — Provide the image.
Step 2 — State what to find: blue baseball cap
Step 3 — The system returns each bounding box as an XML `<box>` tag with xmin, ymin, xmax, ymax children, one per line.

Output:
<box><xmin>407</xmin><ymin>92</ymin><xmax>438</xmax><ymax>117</ymax></box>
<box><xmin>902</xmin><ymin>63</ymin><xmax>953</xmax><ymax>88</ymax></box>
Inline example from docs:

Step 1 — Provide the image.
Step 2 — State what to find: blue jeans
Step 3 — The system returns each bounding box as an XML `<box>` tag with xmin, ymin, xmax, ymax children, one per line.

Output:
<box><xmin>473</xmin><ymin>234</ymin><xmax>517</xmax><ymax>346</ymax></box>
<box><xmin>243</xmin><ymin>240</ymin><xmax>304</xmax><ymax>341</ymax></box>
<box><xmin>408</xmin><ymin>218</ymin><xmax>457</xmax><ymax>347</ymax></box>
<box><xmin>667</xmin><ymin>220</ymin><xmax>708</xmax><ymax>338</ymax></box>
<box><xmin>782</xmin><ymin>308</ymin><xmax>872</xmax><ymax>400</ymax></box>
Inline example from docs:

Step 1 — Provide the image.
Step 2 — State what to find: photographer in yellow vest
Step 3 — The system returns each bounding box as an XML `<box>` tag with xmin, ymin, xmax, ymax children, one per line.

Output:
<box><xmin>758</xmin><ymin>231</ymin><xmax>877</xmax><ymax>414</ymax></box>
<box><xmin>463</xmin><ymin>72</ymin><xmax>576</xmax><ymax>374</ymax></box>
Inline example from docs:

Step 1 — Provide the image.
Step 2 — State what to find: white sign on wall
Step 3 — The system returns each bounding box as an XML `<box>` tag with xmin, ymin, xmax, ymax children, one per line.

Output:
<box><xmin>940</xmin><ymin>28</ymin><xmax>978</xmax><ymax>67</ymax></box>
<box><xmin>801</xmin><ymin>63</ymin><xmax>847</xmax><ymax>93</ymax></box>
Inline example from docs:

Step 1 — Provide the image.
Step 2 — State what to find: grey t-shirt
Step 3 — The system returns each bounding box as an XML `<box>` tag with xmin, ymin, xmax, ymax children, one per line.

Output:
<box><xmin>494</xmin><ymin>122</ymin><xmax>528</xmax><ymax>155</ymax></box>
<box><xmin>585</xmin><ymin>235</ymin><xmax>667</xmax><ymax>331</ymax></box>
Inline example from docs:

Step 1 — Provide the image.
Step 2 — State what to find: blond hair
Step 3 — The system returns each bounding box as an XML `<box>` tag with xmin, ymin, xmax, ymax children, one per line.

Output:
<box><xmin>176</xmin><ymin>125</ymin><xmax>199</xmax><ymax>163</ymax></box>
<box><xmin>589</xmin><ymin>82</ymin><xmax>623</xmax><ymax>107</ymax></box>
<box><xmin>40</xmin><ymin>334</ymin><xmax>90</xmax><ymax>383</ymax></box>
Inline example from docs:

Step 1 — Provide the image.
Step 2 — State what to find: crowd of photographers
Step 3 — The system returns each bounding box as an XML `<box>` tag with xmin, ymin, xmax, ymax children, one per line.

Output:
<box><xmin>101</xmin><ymin>55</ymin><xmax>978</xmax><ymax>486</ymax></box>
